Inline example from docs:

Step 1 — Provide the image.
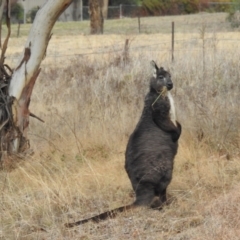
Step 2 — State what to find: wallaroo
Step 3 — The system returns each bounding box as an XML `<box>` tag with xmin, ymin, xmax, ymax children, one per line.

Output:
<box><xmin>65</xmin><ymin>61</ymin><xmax>181</xmax><ymax>228</ymax></box>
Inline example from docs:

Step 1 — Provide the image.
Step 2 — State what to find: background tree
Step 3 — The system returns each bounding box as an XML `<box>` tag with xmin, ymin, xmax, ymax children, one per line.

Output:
<box><xmin>72</xmin><ymin>0</ymin><xmax>79</xmax><ymax>20</ymax></box>
<box><xmin>11</xmin><ymin>2</ymin><xmax>24</xmax><ymax>23</ymax></box>
<box><xmin>89</xmin><ymin>0</ymin><xmax>103</xmax><ymax>34</ymax></box>
<box><xmin>102</xmin><ymin>0</ymin><xmax>108</xmax><ymax>19</ymax></box>
<box><xmin>26</xmin><ymin>6</ymin><xmax>39</xmax><ymax>23</ymax></box>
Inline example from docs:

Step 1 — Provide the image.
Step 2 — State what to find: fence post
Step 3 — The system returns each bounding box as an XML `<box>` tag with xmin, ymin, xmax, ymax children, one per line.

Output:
<box><xmin>17</xmin><ymin>22</ymin><xmax>21</xmax><ymax>37</ymax></box>
<box><xmin>138</xmin><ymin>7</ymin><xmax>141</xmax><ymax>33</ymax></box>
<box><xmin>119</xmin><ymin>4</ymin><xmax>122</xmax><ymax>19</ymax></box>
<box><xmin>23</xmin><ymin>2</ymin><xmax>26</xmax><ymax>24</ymax></box>
<box><xmin>123</xmin><ymin>39</ymin><xmax>129</xmax><ymax>65</ymax></box>
<box><xmin>80</xmin><ymin>0</ymin><xmax>83</xmax><ymax>21</ymax></box>
<box><xmin>138</xmin><ymin>15</ymin><xmax>141</xmax><ymax>33</ymax></box>
<box><xmin>171</xmin><ymin>21</ymin><xmax>174</xmax><ymax>62</ymax></box>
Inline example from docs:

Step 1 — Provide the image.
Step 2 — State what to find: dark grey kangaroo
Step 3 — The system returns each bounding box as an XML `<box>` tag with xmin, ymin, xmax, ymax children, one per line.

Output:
<box><xmin>125</xmin><ymin>60</ymin><xmax>181</xmax><ymax>208</ymax></box>
<box><xmin>65</xmin><ymin>61</ymin><xmax>181</xmax><ymax>228</ymax></box>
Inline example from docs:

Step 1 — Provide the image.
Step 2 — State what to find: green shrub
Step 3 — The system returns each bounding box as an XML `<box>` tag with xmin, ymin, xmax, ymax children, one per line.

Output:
<box><xmin>27</xmin><ymin>6</ymin><xmax>40</xmax><ymax>23</ymax></box>
<box><xmin>227</xmin><ymin>0</ymin><xmax>240</xmax><ymax>27</ymax></box>
<box><xmin>11</xmin><ymin>3</ymin><xmax>24</xmax><ymax>23</ymax></box>
<box><xmin>139</xmin><ymin>0</ymin><xmax>203</xmax><ymax>15</ymax></box>
<box><xmin>2</xmin><ymin>2</ymin><xmax>24</xmax><ymax>24</ymax></box>
<box><xmin>180</xmin><ymin>0</ymin><xmax>199</xmax><ymax>13</ymax></box>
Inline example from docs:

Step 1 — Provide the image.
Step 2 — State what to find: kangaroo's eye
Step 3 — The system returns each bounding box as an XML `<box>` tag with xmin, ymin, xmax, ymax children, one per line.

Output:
<box><xmin>158</xmin><ymin>75</ymin><xmax>164</xmax><ymax>79</ymax></box>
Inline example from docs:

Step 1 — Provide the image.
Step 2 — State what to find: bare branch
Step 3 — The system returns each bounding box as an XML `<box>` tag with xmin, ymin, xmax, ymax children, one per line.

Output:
<box><xmin>0</xmin><ymin>0</ymin><xmax>11</xmax><ymax>65</ymax></box>
<box><xmin>29</xmin><ymin>113</ymin><xmax>44</xmax><ymax>123</ymax></box>
<box><xmin>0</xmin><ymin>0</ymin><xmax>6</xmax><ymax>48</ymax></box>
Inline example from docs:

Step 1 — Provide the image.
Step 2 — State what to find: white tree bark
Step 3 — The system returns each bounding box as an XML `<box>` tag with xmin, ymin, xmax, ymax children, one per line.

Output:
<box><xmin>7</xmin><ymin>0</ymin><xmax>73</xmax><ymax>153</ymax></box>
<box><xmin>9</xmin><ymin>0</ymin><xmax>73</xmax><ymax>100</ymax></box>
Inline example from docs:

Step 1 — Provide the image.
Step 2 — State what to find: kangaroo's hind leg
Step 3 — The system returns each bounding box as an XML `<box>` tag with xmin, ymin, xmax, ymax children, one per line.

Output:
<box><xmin>133</xmin><ymin>181</ymin><xmax>156</xmax><ymax>207</ymax></box>
<box><xmin>154</xmin><ymin>176</ymin><xmax>172</xmax><ymax>209</ymax></box>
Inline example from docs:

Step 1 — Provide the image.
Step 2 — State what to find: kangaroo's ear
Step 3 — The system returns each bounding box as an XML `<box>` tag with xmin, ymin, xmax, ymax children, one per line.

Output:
<box><xmin>150</xmin><ymin>60</ymin><xmax>158</xmax><ymax>69</ymax></box>
<box><xmin>150</xmin><ymin>60</ymin><xmax>158</xmax><ymax>78</ymax></box>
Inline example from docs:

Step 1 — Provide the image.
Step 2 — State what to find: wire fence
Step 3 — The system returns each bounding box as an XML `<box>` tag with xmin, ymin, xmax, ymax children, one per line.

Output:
<box><xmin>3</xmin><ymin>10</ymin><xmax>239</xmax><ymax>69</ymax></box>
<box><xmin>81</xmin><ymin>5</ymin><xmax>141</xmax><ymax>20</ymax></box>
<box><xmin>7</xmin><ymin>2</ymin><xmax>240</xmax><ymax>23</ymax></box>
<box><xmin>6</xmin><ymin>26</ymin><xmax>240</xmax><ymax>69</ymax></box>
<box><xmin>79</xmin><ymin>3</ymin><xmax>238</xmax><ymax>20</ymax></box>
<box><xmin>5</xmin><ymin>12</ymin><xmax>235</xmax><ymax>38</ymax></box>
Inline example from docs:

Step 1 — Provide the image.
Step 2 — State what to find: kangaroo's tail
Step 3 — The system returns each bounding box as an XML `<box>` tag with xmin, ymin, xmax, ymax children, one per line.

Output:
<box><xmin>65</xmin><ymin>204</ymin><xmax>134</xmax><ymax>228</ymax></box>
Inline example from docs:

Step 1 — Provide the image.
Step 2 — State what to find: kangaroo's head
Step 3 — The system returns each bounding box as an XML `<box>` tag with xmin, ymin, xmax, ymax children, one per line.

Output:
<box><xmin>150</xmin><ymin>61</ymin><xmax>173</xmax><ymax>93</ymax></box>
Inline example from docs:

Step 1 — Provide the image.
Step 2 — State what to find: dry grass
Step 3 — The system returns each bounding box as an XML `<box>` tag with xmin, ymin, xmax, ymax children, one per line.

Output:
<box><xmin>1</xmin><ymin>13</ymin><xmax>240</xmax><ymax>239</ymax></box>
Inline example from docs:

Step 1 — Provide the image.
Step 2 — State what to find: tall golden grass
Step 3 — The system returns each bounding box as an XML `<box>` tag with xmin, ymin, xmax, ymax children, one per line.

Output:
<box><xmin>1</xmin><ymin>13</ymin><xmax>240</xmax><ymax>239</ymax></box>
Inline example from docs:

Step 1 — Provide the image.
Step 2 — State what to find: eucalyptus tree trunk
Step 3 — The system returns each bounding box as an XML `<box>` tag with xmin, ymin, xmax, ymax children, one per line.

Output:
<box><xmin>0</xmin><ymin>0</ymin><xmax>73</xmax><ymax>163</ymax></box>
<box><xmin>89</xmin><ymin>0</ymin><xmax>104</xmax><ymax>34</ymax></box>
<box><xmin>102</xmin><ymin>0</ymin><xmax>108</xmax><ymax>19</ymax></box>
<box><xmin>72</xmin><ymin>0</ymin><xmax>79</xmax><ymax>20</ymax></box>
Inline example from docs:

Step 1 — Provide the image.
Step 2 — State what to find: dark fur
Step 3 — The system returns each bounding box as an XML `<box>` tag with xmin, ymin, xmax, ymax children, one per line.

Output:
<box><xmin>65</xmin><ymin>62</ymin><xmax>181</xmax><ymax>228</ymax></box>
<box><xmin>125</xmin><ymin>62</ymin><xmax>181</xmax><ymax>208</ymax></box>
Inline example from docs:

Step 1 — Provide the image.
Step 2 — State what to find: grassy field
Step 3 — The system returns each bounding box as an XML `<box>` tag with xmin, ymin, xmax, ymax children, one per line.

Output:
<box><xmin>1</xmin><ymin>12</ymin><xmax>240</xmax><ymax>239</ymax></box>
<box><xmin>1</xmin><ymin>12</ymin><xmax>233</xmax><ymax>37</ymax></box>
